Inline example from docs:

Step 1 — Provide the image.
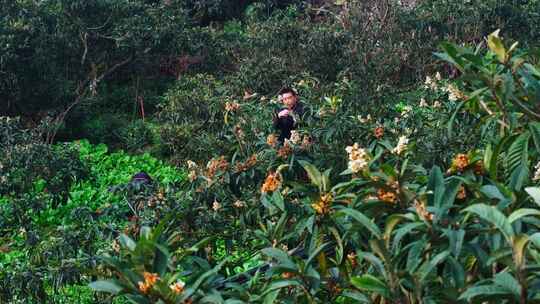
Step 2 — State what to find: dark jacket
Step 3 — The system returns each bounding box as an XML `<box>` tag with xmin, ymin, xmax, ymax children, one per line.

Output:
<box><xmin>272</xmin><ymin>102</ymin><xmax>305</xmax><ymax>143</ymax></box>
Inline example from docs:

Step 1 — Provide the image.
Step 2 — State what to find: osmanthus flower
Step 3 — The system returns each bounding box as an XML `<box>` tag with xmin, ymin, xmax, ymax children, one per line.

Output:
<box><xmin>377</xmin><ymin>188</ymin><xmax>397</xmax><ymax>204</ymax></box>
<box><xmin>261</xmin><ymin>171</ymin><xmax>282</xmax><ymax>194</ymax></box>
<box><xmin>373</xmin><ymin>126</ymin><xmax>384</xmax><ymax>139</ymax></box>
<box><xmin>138</xmin><ymin>272</ymin><xmax>160</xmax><ymax>294</ymax></box>
<box><xmin>277</xmin><ymin>143</ymin><xmax>293</xmax><ymax>159</ymax></box>
<box><xmin>457</xmin><ymin>185</ymin><xmax>467</xmax><ymax>200</ymax></box>
<box><xmin>357</xmin><ymin>114</ymin><xmax>372</xmax><ymax>123</ymax></box>
<box><xmin>169</xmin><ymin>280</ymin><xmax>186</xmax><ymax>295</ymax></box>
<box><xmin>533</xmin><ymin>161</ymin><xmax>540</xmax><ymax>181</ymax></box>
<box><xmin>312</xmin><ymin>193</ymin><xmax>333</xmax><ymax>215</ymax></box>
<box><xmin>233</xmin><ymin>200</ymin><xmax>246</xmax><ymax>208</ymax></box>
<box><xmin>451</xmin><ymin>153</ymin><xmax>470</xmax><ymax>172</ymax></box>
<box><xmin>445</xmin><ymin>84</ymin><xmax>466</xmax><ymax>101</ymax></box>
<box><xmin>419</xmin><ymin>98</ymin><xmax>428</xmax><ymax>107</ymax></box>
<box><xmin>289</xmin><ymin>130</ymin><xmax>301</xmax><ymax>145</ymax></box>
<box><xmin>414</xmin><ymin>199</ymin><xmax>434</xmax><ymax>221</ymax></box>
<box><xmin>424</xmin><ymin>76</ymin><xmax>437</xmax><ymax>90</ymax></box>
<box><xmin>225</xmin><ymin>101</ymin><xmax>240</xmax><ymax>112</ymax></box>
<box><xmin>266</xmin><ymin>134</ymin><xmax>278</xmax><ymax>148</ymax></box>
<box><xmin>345</xmin><ymin>143</ymin><xmax>370</xmax><ymax>173</ymax></box>
<box><xmin>392</xmin><ymin>135</ymin><xmax>409</xmax><ymax>155</ymax></box>
<box><xmin>212</xmin><ymin>200</ymin><xmax>221</xmax><ymax>211</ymax></box>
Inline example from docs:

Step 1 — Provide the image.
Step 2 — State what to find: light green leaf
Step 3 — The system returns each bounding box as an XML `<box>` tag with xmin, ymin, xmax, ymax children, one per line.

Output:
<box><xmin>88</xmin><ymin>280</ymin><xmax>124</xmax><ymax>294</ymax></box>
<box><xmin>525</xmin><ymin>187</ymin><xmax>540</xmax><ymax>206</ymax></box>
<box><xmin>487</xmin><ymin>29</ymin><xmax>506</xmax><ymax>62</ymax></box>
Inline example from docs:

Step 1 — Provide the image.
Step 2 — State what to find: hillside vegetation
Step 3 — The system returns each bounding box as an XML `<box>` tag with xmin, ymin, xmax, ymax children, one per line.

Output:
<box><xmin>2</xmin><ymin>1</ymin><xmax>540</xmax><ymax>303</ymax></box>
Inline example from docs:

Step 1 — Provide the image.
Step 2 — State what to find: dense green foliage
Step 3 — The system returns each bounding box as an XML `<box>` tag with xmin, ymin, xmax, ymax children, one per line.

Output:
<box><xmin>3</xmin><ymin>0</ymin><xmax>540</xmax><ymax>303</ymax></box>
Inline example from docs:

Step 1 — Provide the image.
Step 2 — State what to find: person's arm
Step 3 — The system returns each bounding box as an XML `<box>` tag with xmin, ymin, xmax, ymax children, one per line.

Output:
<box><xmin>272</xmin><ymin>110</ymin><xmax>280</xmax><ymax>129</ymax></box>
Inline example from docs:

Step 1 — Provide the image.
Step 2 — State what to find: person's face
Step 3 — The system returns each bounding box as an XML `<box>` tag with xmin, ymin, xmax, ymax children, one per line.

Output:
<box><xmin>280</xmin><ymin>92</ymin><xmax>297</xmax><ymax>109</ymax></box>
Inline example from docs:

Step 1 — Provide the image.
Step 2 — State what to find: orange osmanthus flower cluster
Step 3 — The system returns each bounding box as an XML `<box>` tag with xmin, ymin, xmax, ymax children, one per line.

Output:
<box><xmin>451</xmin><ymin>153</ymin><xmax>469</xmax><ymax>172</ymax></box>
<box><xmin>374</xmin><ymin>126</ymin><xmax>384</xmax><ymax>139</ymax></box>
<box><xmin>457</xmin><ymin>185</ymin><xmax>467</xmax><ymax>200</ymax></box>
<box><xmin>206</xmin><ymin>156</ymin><xmax>229</xmax><ymax>180</ymax></box>
<box><xmin>377</xmin><ymin>188</ymin><xmax>397</xmax><ymax>204</ymax></box>
<box><xmin>414</xmin><ymin>200</ymin><xmax>434</xmax><ymax>221</ymax></box>
<box><xmin>277</xmin><ymin>143</ymin><xmax>292</xmax><ymax>159</ymax></box>
<box><xmin>169</xmin><ymin>280</ymin><xmax>186</xmax><ymax>295</ymax></box>
<box><xmin>225</xmin><ymin>101</ymin><xmax>240</xmax><ymax>112</ymax></box>
<box><xmin>312</xmin><ymin>193</ymin><xmax>333</xmax><ymax>215</ymax></box>
<box><xmin>138</xmin><ymin>272</ymin><xmax>160</xmax><ymax>294</ymax></box>
<box><xmin>261</xmin><ymin>171</ymin><xmax>281</xmax><ymax>194</ymax></box>
<box><xmin>235</xmin><ymin>154</ymin><xmax>257</xmax><ymax>173</ymax></box>
<box><xmin>267</xmin><ymin>134</ymin><xmax>278</xmax><ymax>148</ymax></box>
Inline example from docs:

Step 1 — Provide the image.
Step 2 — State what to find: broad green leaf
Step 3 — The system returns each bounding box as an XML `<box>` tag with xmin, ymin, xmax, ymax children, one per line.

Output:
<box><xmin>299</xmin><ymin>160</ymin><xmax>323</xmax><ymax>190</ymax></box>
<box><xmin>459</xmin><ymin>285</ymin><xmax>510</xmax><ymax>301</ymax></box>
<box><xmin>525</xmin><ymin>187</ymin><xmax>540</xmax><ymax>206</ymax></box>
<box><xmin>494</xmin><ymin>272</ymin><xmax>520</xmax><ymax>298</ymax></box>
<box><xmin>463</xmin><ymin>204</ymin><xmax>514</xmax><ymax>242</ymax></box>
<box><xmin>341</xmin><ymin>291</ymin><xmax>370</xmax><ymax>303</ymax></box>
<box><xmin>336</xmin><ymin>208</ymin><xmax>382</xmax><ymax>239</ymax></box>
<box><xmin>529</xmin><ymin>232</ymin><xmax>540</xmax><ymax>248</ymax></box>
<box><xmin>351</xmin><ymin>275</ymin><xmax>390</xmax><ymax>298</ymax></box>
<box><xmin>264</xmin><ymin>280</ymin><xmax>301</xmax><ymax>294</ymax></box>
<box><xmin>417</xmin><ymin>251</ymin><xmax>450</xmax><ymax>283</ymax></box>
<box><xmin>530</xmin><ymin>122</ymin><xmax>540</xmax><ymax>153</ymax></box>
<box><xmin>88</xmin><ymin>280</ymin><xmax>124</xmax><ymax>294</ymax></box>
<box><xmin>508</xmin><ymin>208</ymin><xmax>540</xmax><ymax>223</ymax></box>
<box><xmin>119</xmin><ymin>234</ymin><xmax>136</xmax><ymax>251</ymax></box>
<box><xmin>261</xmin><ymin>248</ymin><xmax>297</xmax><ymax>270</ymax></box>
<box><xmin>446</xmin><ymin>229</ymin><xmax>465</xmax><ymax>258</ymax></box>
<box><xmin>383</xmin><ymin>214</ymin><xmax>407</xmax><ymax>248</ymax></box>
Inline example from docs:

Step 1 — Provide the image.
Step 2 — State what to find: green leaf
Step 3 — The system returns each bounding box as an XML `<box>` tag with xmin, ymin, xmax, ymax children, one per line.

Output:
<box><xmin>427</xmin><ymin>166</ymin><xmax>444</xmax><ymax>208</ymax></box>
<box><xmin>299</xmin><ymin>160</ymin><xmax>323</xmax><ymax>190</ymax></box>
<box><xmin>383</xmin><ymin>214</ymin><xmax>407</xmax><ymax>248</ymax></box>
<box><xmin>508</xmin><ymin>208</ymin><xmax>540</xmax><ymax>223</ymax></box>
<box><xmin>261</xmin><ymin>248</ymin><xmax>297</xmax><ymax>270</ymax></box>
<box><xmin>446</xmin><ymin>229</ymin><xmax>465</xmax><ymax>258</ymax></box>
<box><xmin>119</xmin><ymin>234</ymin><xmax>136</xmax><ymax>251</ymax></box>
<box><xmin>264</xmin><ymin>280</ymin><xmax>302</xmax><ymax>294</ymax></box>
<box><xmin>88</xmin><ymin>280</ymin><xmax>124</xmax><ymax>294</ymax></box>
<box><xmin>529</xmin><ymin>123</ymin><xmax>540</xmax><ymax>153</ymax></box>
<box><xmin>463</xmin><ymin>204</ymin><xmax>514</xmax><ymax>242</ymax></box>
<box><xmin>525</xmin><ymin>187</ymin><xmax>540</xmax><ymax>206</ymax></box>
<box><xmin>350</xmin><ymin>275</ymin><xmax>390</xmax><ymax>298</ymax></box>
<box><xmin>459</xmin><ymin>285</ymin><xmax>510</xmax><ymax>301</ymax></box>
<box><xmin>336</xmin><ymin>208</ymin><xmax>382</xmax><ymax>239</ymax></box>
<box><xmin>529</xmin><ymin>232</ymin><xmax>540</xmax><ymax>248</ymax></box>
<box><xmin>494</xmin><ymin>272</ymin><xmax>520</xmax><ymax>298</ymax></box>
<box><xmin>417</xmin><ymin>251</ymin><xmax>450</xmax><ymax>283</ymax></box>
<box><xmin>341</xmin><ymin>291</ymin><xmax>370</xmax><ymax>303</ymax></box>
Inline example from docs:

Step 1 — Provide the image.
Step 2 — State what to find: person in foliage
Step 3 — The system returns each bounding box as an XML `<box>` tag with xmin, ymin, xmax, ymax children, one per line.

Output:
<box><xmin>272</xmin><ymin>87</ymin><xmax>306</xmax><ymax>143</ymax></box>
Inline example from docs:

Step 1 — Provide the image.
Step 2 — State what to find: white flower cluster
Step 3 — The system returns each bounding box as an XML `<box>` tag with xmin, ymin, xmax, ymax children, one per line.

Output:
<box><xmin>392</xmin><ymin>135</ymin><xmax>409</xmax><ymax>155</ymax></box>
<box><xmin>401</xmin><ymin>105</ymin><xmax>413</xmax><ymax>118</ymax></box>
<box><xmin>533</xmin><ymin>162</ymin><xmax>540</xmax><ymax>181</ymax></box>
<box><xmin>346</xmin><ymin>143</ymin><xmax>369</xmax><ymax>173</ymax></box>
<box><xmin>445</xmin><ymin>84</ymin><xmax>464</xmax><ymax>101</ymax></box>
<box><xmin>289</xmin><ymin>130</ymin><xmax>302</xmax><ymax>145</ymax></box>
<box><xmin>357</xmin><ymin>114</ymin><xmax>372</xmax><ymax>123</ymax></box>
